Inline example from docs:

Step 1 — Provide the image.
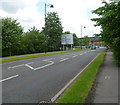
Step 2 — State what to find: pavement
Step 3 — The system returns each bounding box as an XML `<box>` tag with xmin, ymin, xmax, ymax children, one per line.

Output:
<box><xmin>93</xmin><ymin>50</ymin><xmax>119</xmax><ymax>104</ymax></box>
<box><xmin>1</xmin><ymin>51</ymin><xmax>64</xmax><ymax>60</ymax></box>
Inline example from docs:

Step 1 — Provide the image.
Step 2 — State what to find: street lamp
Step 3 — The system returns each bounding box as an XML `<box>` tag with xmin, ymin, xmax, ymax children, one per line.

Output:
<box><xmin>45</xmin><ymin>3</ymin><xmax>54</xmax><ymax>19</ymax></box>
<box><xmin>44</xmin><ymin>3</ymin><xmax>54</xmax><ymax>53</ymax></box>
<box><xmin>80</xmin><ymin>25</ymin><xmax>86</xmax><ymax>49</ymax></box>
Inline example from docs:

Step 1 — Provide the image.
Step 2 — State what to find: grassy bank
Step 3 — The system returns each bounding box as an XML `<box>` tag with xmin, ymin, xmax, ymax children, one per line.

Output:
<box><xmin>1</xmin><ymin>48</ymin><xmax>89</xmax><ymax>63</ymax></box>
<box><xmin>56</xmin><ymin>50</ymin><xmax>106</xmax><ymax>103</ymax></box>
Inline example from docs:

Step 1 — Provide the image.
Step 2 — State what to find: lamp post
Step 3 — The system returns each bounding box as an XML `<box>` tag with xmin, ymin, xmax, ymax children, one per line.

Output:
<box><xmin>45</xmin><ymin>3</ymin><xmax>54</xmax><ymax>19</ymax></box>
<box><xmin>80</xmin><ymin>25</ymin><xmax>86</xmax><ymax>49</ymax></box>
<box><xmin>44</xmin><ymin>3</ymin><xmax>54</xmax><ymax>53</ymax></box>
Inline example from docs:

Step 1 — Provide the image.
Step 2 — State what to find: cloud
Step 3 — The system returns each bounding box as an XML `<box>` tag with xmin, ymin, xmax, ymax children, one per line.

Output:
<box><xmin>0</xmin><ymin>0</ymin><xmax>38</xmax><ymax>13</ymax></box>
<box><xmin>49</xmin><ymin>0</ymin><xmax>103</xmax><ymax>37</ymax></box>
<box><xmin>0</xmin><ymin>0</ymin><xmax>103</xmax><ymax>37</ymax></box>
<box><xmin>0</xmin><ymin>0</ymin><xmax>44</xmax><ymax>32</ymax></box>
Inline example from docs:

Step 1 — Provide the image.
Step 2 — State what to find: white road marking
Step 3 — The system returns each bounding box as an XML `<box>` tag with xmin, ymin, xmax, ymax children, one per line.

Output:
<box><xmin>43</xmin><ymin>58</ymin><xmax>54</xmax><ymax>61</ymax></box>
<box><xmin>72</xmin><ymin>55</ymin><xmax>78</xmax><ymax>58</ymax></box>
<box><xmin>8</xmin><ymin>64</ymin><xmax>25</xmax><ymax>69</ymax></box>
<box><xmin>51</xmin><ymin>53</ymin><xmax>100</xmax><ymax>102</ymax></box>
<box><xmin>0</xmin><ymin>75</ymin><xmax>19</xmax><ymax>82</ymax></box>
<box><xmin>25</xmin><ymin>64</ymin><xmax>34</xmax><ymax>70</ymax></box>
<box><xmin>34</xmin><ymin>61</ymin><xmax>54</xmax><ymax>70</ymax></box>
<box><xmin>59</xmin><ymin>58</ymin><xmax>69</xmax><ymax>62</ymax></box>
<box><xmin>8</xmin><ymin>62</ymin><xmax>34</xmax><ymax>69</ymax></box>
<box><xmin>26</xmin><ymin>62</ymin><xmax>34</xmax><ymax>64</ymax></box>
<box><xmin>79</xmin><ymin>53</ymin><xmax>83</xmax><ymax>55</ymax></box>
<box><xmin>105</xmin><ymin>76</ymin><xmax>111</xmax><ymax>79</ymax></box>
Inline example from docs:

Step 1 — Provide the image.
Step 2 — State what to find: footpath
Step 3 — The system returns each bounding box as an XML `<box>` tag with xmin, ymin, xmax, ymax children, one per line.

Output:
<box><xmin>86</xmin><ymin>50</ymin><xmax>119</xmax><ymax>104</ymax></box>
<box><xmin>1</xmin><ymin>51</ymin><xmax>64</xmax><ymax>60</ymax></box>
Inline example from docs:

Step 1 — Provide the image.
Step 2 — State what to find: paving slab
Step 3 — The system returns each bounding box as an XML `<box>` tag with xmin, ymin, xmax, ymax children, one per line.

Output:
<box><xmin>93</xmin><ymin>51</ymin><xmax>119</xmax><ymax>103</ymax></box>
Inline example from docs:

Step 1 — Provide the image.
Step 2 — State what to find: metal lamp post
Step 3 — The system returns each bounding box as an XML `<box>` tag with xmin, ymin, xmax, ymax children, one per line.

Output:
<box><xmin>45</xmin><ymin>3</ymin><xmax>54</xmax><ymax>19</ymax></box>
<box><xmin>80</xmin><ymin>25</ymin><xmax>86</xmax><ymax>49</ymax></box>
<box><xmin>44</xmin><ymin>3</ymin><xmax>54</xmax><ymax>53</ymax></box>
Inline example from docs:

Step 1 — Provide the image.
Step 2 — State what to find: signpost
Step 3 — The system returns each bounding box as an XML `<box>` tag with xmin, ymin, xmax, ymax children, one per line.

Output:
<box><xmin>61</xmin><ymin>34</ymin><xmax>73</xmax><ymax>51</ymax></box>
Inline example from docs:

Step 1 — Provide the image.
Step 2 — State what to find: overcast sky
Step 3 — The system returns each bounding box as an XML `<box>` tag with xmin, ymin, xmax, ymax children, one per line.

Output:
<box><xmin>0</xmin><ymin>0</ymin><xmax>105</xmax><ymax>38</ymax></box>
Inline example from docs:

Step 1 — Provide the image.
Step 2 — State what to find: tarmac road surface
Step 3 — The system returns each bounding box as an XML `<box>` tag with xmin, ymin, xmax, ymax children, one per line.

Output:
<box><xmin>2</xmin><ymin>48</ymin><xmax>105</xmax><ymax>103</ymax></box>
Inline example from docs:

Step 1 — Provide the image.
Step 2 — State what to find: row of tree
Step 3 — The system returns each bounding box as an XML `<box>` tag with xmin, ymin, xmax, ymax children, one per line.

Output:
<box><xmin>1</xmin><ymin>12</ymin><xmax>80</xmax><ymax>57</ymax></box>
<box><xmin>91</xmin><ymin>1</ymin><xmax>120</xmax><ymax>65</ymax></box>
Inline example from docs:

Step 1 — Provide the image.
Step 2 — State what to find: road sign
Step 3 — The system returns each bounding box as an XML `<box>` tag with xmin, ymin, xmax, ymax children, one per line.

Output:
<box><xmin>61</xmin><ymin>34</ymin><xmax>73</xmax><ymax>45</ymax></box>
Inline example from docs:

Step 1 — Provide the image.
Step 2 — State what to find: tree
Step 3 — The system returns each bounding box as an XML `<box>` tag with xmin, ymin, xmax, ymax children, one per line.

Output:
<box><xmin>43</xmin><ymin>12</ymin><xmax>63</xmax><ymax>52</ymax></box>
<box><xmin>91</xmin><ymin>1</ymin><xmax>120</xmax><ymax>65</ymax></box>
<box><xmin>2</xmin><ymin>17</ymin><xmax>23</xmax><ymax>56</ymax></box>
<box><xmin>73</xmin><ymin>33</ymin><xmax>80</xmax><ymax>46</ymax></box>
<box><xmin>82</xmin><ymin>36</ymin><xmax>90</xmax><ymax>46</ymax></box>
<box><xmin>22</xmin><ymin>26</ymin><xmax>46</xmax><ymax>54</ymax></box>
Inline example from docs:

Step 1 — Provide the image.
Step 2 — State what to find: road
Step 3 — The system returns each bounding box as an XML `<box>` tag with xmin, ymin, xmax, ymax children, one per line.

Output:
<box><xmin>2</xmin><ymin>48</ymin><xmax>105</xmax><ymax>103</ymax></box>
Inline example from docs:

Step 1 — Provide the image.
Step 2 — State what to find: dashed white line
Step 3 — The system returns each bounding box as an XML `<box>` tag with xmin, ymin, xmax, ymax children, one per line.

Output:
<box><xmin>59</xmin><ymin>58</ymin><xmax>69</xmax><ymax>62</ymax></box>
<box><xmin>72</xmin><ymin>55</ymin><xmax>78</xmax><ymax>58</ymax></box>
<box><xmin>0</xmin><ymin>75</ymin><xmax>19</xmax><ymax>82</ymax></box>
<box><xmin>79</xmin><ymin>53</ymin><xmax>83</xmax><ymax>55</ymax></box>
<box><xmin>8</xmin><ymin>64</ymin><xmax>25</xmax><ymax>69</ymax></box>
<box><xmin>43</xmin><ymin>58</ymin><xmax>55</xmax><ymax>61</ymax></box>
<box><xmin>26</xmin><ymin>62</ymin><xmax>34</xmax><ymax>64</ymax></box>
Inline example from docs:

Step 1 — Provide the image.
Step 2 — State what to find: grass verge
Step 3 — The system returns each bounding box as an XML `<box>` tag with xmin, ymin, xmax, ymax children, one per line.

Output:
<box><xmin>1</xmin><ymin>48</ymin><xmax>89</xmax><ymax>63</ymax></box>
<box><xmin>56</xmin><ymin>50</ymin><xmax>106</xmax><ymax>103</ymax></box>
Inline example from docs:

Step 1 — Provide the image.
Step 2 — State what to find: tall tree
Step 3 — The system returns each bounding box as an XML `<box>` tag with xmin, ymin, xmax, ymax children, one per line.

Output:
<box><xmin>91</xmin><ymin>1</ymin><xmax>120</xmax><ymax>65</ymax></box>
<box><xmin>2</xmin><ymin>17</ymin><xmax>23</xmax><ymax>56</ymax></box>
<box><xmin>43</xmin><ymin>12</ymin><xmax>63</xmax><ymax>52</ymax></box>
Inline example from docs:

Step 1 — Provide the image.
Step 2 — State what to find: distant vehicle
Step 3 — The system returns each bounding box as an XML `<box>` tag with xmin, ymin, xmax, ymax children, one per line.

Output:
<box><xmin>96</xmin><ymin>46</ymin><xmax>100</xmax><ymax>48</ymax></box>
<box><xmin>91</xmin><ymin>46</ymin><xmax>96</xmax><ymax>50</ymax></box>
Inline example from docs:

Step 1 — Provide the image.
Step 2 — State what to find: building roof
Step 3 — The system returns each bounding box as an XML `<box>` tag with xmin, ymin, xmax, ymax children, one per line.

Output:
<box><xmin>79</xmin><ymin>37</ymin><xmax>101</xmax><ymax>42</ymax></box>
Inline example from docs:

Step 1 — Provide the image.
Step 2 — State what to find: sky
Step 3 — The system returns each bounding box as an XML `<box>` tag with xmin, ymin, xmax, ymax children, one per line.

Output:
<box><xmin>0</xmin><ymin>0</ymin><xmax>111</xmax><ymax>38</ymax></box>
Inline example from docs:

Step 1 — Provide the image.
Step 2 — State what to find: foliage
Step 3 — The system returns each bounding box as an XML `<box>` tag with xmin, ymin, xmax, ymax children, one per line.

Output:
<box><xmin>73</xmin><ymin>33</ymin><xmax>80</xmax><ymax>46</ymax></box>
<box><xmin>2</xmin><ymin>17</ymin><xmax>23</xmax><ymax>56</ymax></box>
<box><xmin>21</xmin><ymin>26</ymin><xmax>46</xmax><ymax>54</ymax></box>
<box><xmin>82</xmin><ymin>36</ymin><xmax>90</xmax><ymax>46</ymax></box>
<box><xmin>43</xmin><ymin>12</ymin><xmax>63</xmax><ymax>52</ymax></box>
<box><xmin>1</xmin><ymin>12</ymin><xmax>81</xmax><ymax>57</ymax></box>
<box><xmin>1</xmin><ymin>48</ymin><xmax>89</xmax><ymax>63</ymax></box>
<box><xmin>91</xmin><ymin>1</ymin><xmax>120</xmax><ymax>65</ymax></box>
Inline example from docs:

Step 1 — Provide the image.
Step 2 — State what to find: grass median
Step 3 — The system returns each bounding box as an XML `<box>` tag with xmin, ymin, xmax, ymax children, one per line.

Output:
<box><xmin>56</xmin><ymin>50</ymin><xmax>106</xmax><ymax>103</ymax></box>
<box><xmin>1</xmin><ymin>48</ymin><xmax>89</xmax><ymax>63</ymax></box>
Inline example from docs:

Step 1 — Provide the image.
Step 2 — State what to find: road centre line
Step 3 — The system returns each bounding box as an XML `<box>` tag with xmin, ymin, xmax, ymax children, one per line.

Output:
<box><xmin>26</xmin><ymin>62</ymin><xmax>34</xmax><ymax>64</ymax></box>
<box><xmin>0</xmin><ymin>75</ymin><xmax>19</xmax><ymax>82</ymax></box>
<box><xmin>79</xmin><ymin>53</ymin><xmax>83</xmax><ymax>55</ymax></box>
<box><xmin>51</xmin><ymin>53</ymin><xmax>100</xmax><ymax>102</ymax></box>
<box><xmin>72</xmin><ymin>55</ymin><xmax>78</xmax><ymax>58</ymax></box>
<box><xmin>43</xmin><ymin>58</ymin><xmax>55</xmax><ymax>61</ymax></box>
<box><xmin>8</xmin><ymin>64</ymin><xmax>25</xmax><ymax>69</ymax></box>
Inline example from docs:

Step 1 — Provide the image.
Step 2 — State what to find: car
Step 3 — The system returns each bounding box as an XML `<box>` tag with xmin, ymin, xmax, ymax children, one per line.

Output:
<box><xmin>91</xmin><ymin>46</ymin><xmax>96</xmax><ymax>50</ymax></box>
